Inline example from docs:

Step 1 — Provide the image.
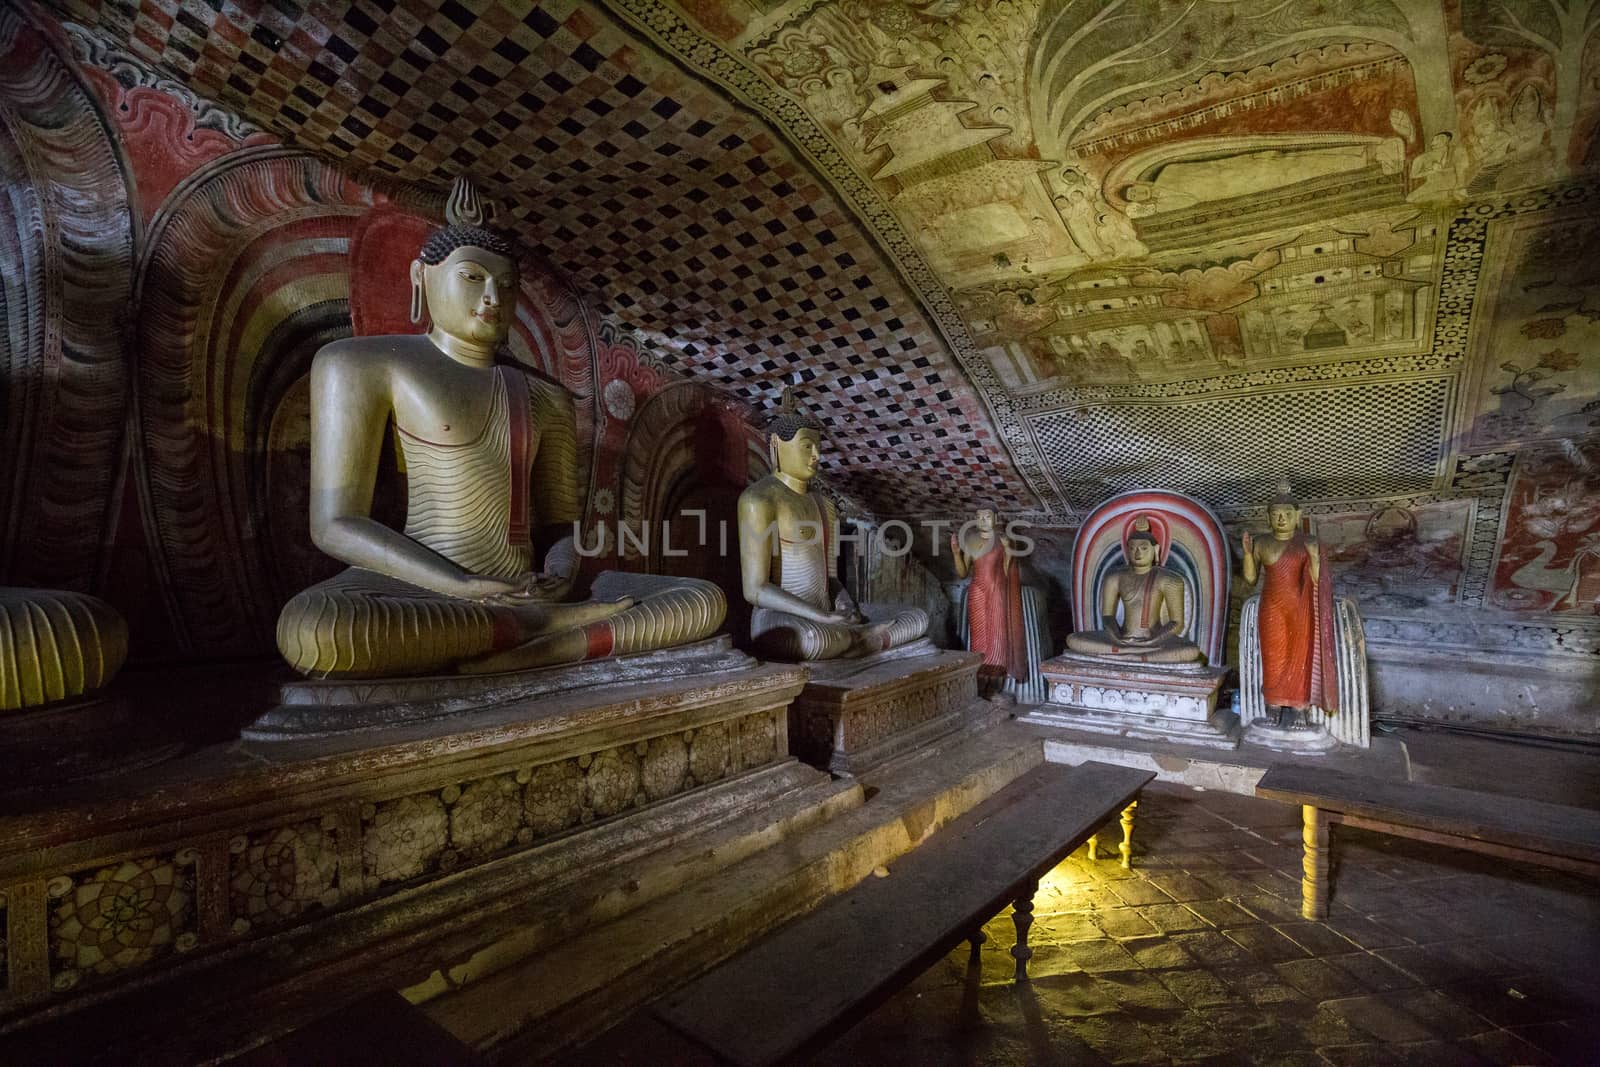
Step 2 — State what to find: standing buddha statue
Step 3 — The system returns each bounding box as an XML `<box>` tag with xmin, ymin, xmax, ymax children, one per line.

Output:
<box><xmin>1239</xmin><ymin>480</ymin><xmax>1339</xmax><ymax>726</ymax></box>
<box><xmin>736</xmin><ymin>393</ymin><xmax>927</xmax><ymax>660</ymax></box>
<box><xmin>275</xmin><ymin>181</ymin><xmax>724</xmax><ymax>678</ymax></box>
<box><xmin>950</xmin><ymin>507</ymin><xmax>1027</xmax><ymax>693</ymax></box>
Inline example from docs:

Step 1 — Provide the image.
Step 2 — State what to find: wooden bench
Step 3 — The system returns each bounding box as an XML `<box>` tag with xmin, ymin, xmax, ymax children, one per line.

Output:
<box><xmin>1256</xmin><ymin>765</ymin><xmax>1600</xmax><ymax>920</ymax></box>
<box><xmin>650</xmin><ymin>760</ymin><xmax>1154</xmax><ymax>1066</ymax></box>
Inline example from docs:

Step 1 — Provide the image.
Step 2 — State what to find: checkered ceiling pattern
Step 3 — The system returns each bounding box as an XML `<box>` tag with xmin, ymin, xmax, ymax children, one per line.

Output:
<box><xmin>63</xmin><ymin>0</ymin><xmax>1033</xmax><ymax>515</ymax></box>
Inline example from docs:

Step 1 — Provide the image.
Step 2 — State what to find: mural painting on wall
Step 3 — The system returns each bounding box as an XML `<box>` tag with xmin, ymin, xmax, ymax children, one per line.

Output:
<box><xmin>1493</xmin><ymin>439</ymin><xmax>1600</xmax><ymax>614</ymax></box>
<box><xmin>735</xmin><ymin>0</ymin><xmax>1466</xmax><ymax>393</ymax></box>
<box><xmin>1314</xmin><ymin>501</ymin><xmax>1471</xmax><ymax>609</ymax></box>
<box><xmin>1454</xmin><ymin>0</ymin><xmax>1600</xmax><ymax>182</ymax></box>
<box><xmin>1463</xmin><ymin>206</ymin><xmax>1600</xmax><ymax>447</ymax></box>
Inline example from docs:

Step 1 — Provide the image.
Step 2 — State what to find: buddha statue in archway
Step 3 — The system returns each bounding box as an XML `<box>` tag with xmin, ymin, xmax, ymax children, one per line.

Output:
<box><xmin>275</xmin><ymin>182</ymin><xmax>723</xmax><ymax>679</ymax></box>
<box><xmin>736</xmin><ymin>393</ymin><xmax>927</xmax><ymax>660</ymax></box>
<box><xmin>1064</xmin><ymin>516</ymin><xmax>1205</xmax><ymax>664</ymax></box>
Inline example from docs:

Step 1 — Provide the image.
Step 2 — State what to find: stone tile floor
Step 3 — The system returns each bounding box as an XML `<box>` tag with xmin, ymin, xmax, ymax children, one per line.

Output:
<box><xmin>812</xmin><ymin>782</ymin><xmax>1600</xmax><ymax>1066</ymax></box>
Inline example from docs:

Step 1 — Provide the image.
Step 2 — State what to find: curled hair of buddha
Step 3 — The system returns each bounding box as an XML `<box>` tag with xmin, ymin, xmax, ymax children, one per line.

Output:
<box><xmin>766</xmin><ymin>386</ymin><xmax>824</xmax><ymax>441</ymax></box>
<box><xmin>418</xmin><ymin>175</ymin><xmax>516</xmax><ymax>265</ymax></box>
<box><xmin>1127</xmin><ymin>516</ymin><xmax>1158</xmax><ymax>548</ymax></box>
<box><xmin>418</xmin><ymin>225</ymin><xmax>515</xmax><ymax>265</ymax></box>
<box><xmin>1270</xmin><ymin>477</ymin><xmax>1298</xmax><ymax>506</ymax></box>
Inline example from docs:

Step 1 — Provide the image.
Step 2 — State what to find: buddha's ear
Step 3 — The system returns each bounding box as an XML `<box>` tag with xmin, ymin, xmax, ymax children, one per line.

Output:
<box><xmin>767</xmin><ymin>433</ymin><xmax>779</xmax><ymax>471</ymax></box>
<box><xmin>409</xmin><ymin>259</ymin><xmax>426</xmax><ymax>324</ymax></box>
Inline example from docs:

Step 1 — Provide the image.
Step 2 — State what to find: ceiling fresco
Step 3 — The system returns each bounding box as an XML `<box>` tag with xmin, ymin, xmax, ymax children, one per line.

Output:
<box><xmin>36</xmin><ymin>0</ymin><xmax>1600</xmax><ymax>625</ymax></box>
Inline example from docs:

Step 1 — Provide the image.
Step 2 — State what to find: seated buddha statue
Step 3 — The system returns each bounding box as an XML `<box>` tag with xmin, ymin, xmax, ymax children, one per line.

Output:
<box><xmin>736</xmin><ymin>394</ymin><xmax>928</xmax><ymax>660</ymax></box>
<box><xmin>1064</xmin><ymin>518</ymin><xmax>1205</xmax><ymax>665</ymax></box>
<box><xmin>275</xmin><ymin>183</ymin><xmax>723</xmax><ymax>679</ymax></box>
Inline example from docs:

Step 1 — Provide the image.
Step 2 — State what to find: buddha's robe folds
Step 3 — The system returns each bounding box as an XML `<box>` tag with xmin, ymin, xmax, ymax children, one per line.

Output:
<box><xmin>966</xmin><ymin>541</ymin><xmax>1027</xmax><ymax>683</ymax></box>
<box><xmin>1258</xmin><ymin>536</ymin><xmax>1338</xmax><ymax>711</ymax></box>
<box><xmin>276</xmin><ymin>366</ymin><xmax>722</xmax><ymax>679</ymax></box>
<box><xmin>1064</xmin><ymin>567</ymin><xmax>1204</xmax><ymax>664</ymax></box>
<box><xmin>747</xmin><ymin>481</ymin><xmax>926</xmax><ymax>661</ymax></box>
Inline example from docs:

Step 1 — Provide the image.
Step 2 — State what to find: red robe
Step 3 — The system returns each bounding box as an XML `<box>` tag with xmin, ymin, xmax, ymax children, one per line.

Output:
<box><xmin>968</xmin><ymin>540</ymin><xmax>1028</xmax><ymax>681</ymax></box>
<box><xmin>1259</xmin><ymin>536</ymin><xmax>1339</xmax><ymax>712</ymax></box>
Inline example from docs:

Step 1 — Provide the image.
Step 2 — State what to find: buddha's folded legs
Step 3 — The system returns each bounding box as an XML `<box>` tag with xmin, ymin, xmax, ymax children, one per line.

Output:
<box><xmin>855</xmin><ymin>605</ymin><xmax>930</xmax><ymax>655</ymax></box>
<box><xmin>278</xmin><ymin>570</ymin><xmax>726</xmax><ymax>679</ymax></box>
<box><xmin>0</xmin><ymin>587</ymin><xmax>129</xmax><ymax>709</ymax></box>
<box><xmin>749</xmin><ymin>607</ymin><xmax>854</xmax><ymax>661</ymax></box>
<box><xmin>277</xmin><ymin>570</ymin><xmax>509</xmax><ymax>678</ymax></box>
<box><xmin>588</xmin><ymin>572</ymin><xmax>727</xmax><ymax>654</ymax></box>
<box><xmin>1064</xmin><ymin>629</ymin><xmax>1205</xmax><ymax>664</ymax></box>
<box><xmin>459</xmin><ymin>573</ymin><xmax>726</xmax><ymax>674</ymax></box>
<box><xmin>749</xmin><ymin>604</ymin><xmax>928</xmax><ymax>661</ymax></box>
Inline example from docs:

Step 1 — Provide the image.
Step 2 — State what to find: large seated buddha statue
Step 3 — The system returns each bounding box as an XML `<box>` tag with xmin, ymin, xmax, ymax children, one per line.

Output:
<box><xmin>736</xmin><ymin>395</ymin><xmax>927</xmax><ymax>660</ymax></box>
<box><xmin>275</xmin><ymin>185</ymin><xmax>723</xmax><ymax>679</ymax></box>
<box><xmin>1065</xmin><ymin>517</ymin><xmax>1204</xmax><ymax>664</ymax></box>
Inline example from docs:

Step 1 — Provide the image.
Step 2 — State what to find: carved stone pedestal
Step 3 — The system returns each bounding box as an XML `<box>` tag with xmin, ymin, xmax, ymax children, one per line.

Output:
<box><xmin>789</xmin><ymin>644</ymin><xmax>983</xmax><ymax>774</ymax></box>
<box><xmin>1242</xmin><ymin>718</ymin><xmax>1340</xmax><ymax>754</ymax></box>
<box><xmin>252</xmin><ymin>637</ymin><xmax>754</xmax><ymax>740</ymax></box>
<box><xmin>0</xmin><ymin>663</ymin><xmax>828</xmax><ymax>1062</ymax></box>
<box><xmin>1023</xmin><ymin>652</ymin><xmax>1237</xmax><ymax>749</ymax></box>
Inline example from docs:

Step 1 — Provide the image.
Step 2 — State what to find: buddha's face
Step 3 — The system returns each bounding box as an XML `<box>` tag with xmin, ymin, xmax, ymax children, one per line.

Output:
<box><xmin>415</xmin><ymin>246</ymin><xmax>517</xmax><ymax>347</ymax></box>
<box><xmin>772</xmin><ymin>428</ymin><xmax>821</xmax><ymax>480</ymax></box>
<box><xmin>1268</xmin><ymin>503</ymin><xmax>1300</xmax><ymax>537</ymax></box>
<box><xmin>975</xmin><ymin>508</ymin><xmax>996</xmax><ymax>533</ymax></box>
<box><xmin>1127</xmin><ymin>537</ymin><xmax>1157</xmax><ymax>569</ymax></box>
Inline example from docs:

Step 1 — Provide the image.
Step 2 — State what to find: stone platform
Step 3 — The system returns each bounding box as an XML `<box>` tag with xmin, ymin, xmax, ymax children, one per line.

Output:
<box><xmin>252</xmin><ymin>636</ymin><xmax>754</xmax><ymax>740</ymax></box>
<box><xmin>0</xmin><ymin>662</ymin><xmax>821</xmax><ymax>1061</ymax></box>
<box><xmin>1024</xmin><ymin>652</ymin><xmax>1236</xmax><ymax>750</ymax></box>
<box><xmin>410</xmin><ymin>710</ymin><xmax>1041</xmax><ymax>1060</ymax></box>
<box><xmin>1027</xmin><ymin>719</ymin><xmax>1409</xmax><ymax>796</ymax></box>
<box><xmin>788</xmin><ymin>642</ymin><xmax>984</xmax><ymax>774</ymax></box>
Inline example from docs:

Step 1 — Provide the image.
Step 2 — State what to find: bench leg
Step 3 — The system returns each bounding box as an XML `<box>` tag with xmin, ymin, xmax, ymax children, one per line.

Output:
<box><xmin>1010</xmin><ymin>880</ymin><xmax>1038</xmax><ymax>983</ymax></box>
<box><xmin>1119</xmin><ymin>800</ymin><xmax>1138</xmax><ymax>870</ymax></box>
<box><xmin>1301</xmin><ymin>804</ymin><xmax>1331</xmax><ymax>920</ymax></box>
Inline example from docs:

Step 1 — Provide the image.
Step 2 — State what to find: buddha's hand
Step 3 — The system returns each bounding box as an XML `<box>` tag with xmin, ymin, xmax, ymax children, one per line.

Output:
<box><xmin>521</xmin><ymin>571</ymin><xmax>573</xmax><ymax>599</ymax></box>
<box><xmin>1240</xmin><ymin>531</ymin><xmax>1253</xmax><ymax>557</ymax></box>
<box><xmin>459</xmin><ymin>572</ymin><xmax>555</xmax><ymax>603</ymax></box>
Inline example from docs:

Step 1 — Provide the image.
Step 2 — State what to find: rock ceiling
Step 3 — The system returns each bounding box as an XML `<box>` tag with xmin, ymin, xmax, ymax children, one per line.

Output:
<box><xmin>50</xmin><ymin>0</ymin><xmax>1600</xmax><ymax>573</ymax></box>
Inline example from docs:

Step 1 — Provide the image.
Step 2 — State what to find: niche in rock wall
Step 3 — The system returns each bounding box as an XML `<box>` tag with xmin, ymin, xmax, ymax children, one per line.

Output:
<box><xmin>619</xmin><ymin>381</ymin><xmax>768</xmax><ymax>641</ymax></box>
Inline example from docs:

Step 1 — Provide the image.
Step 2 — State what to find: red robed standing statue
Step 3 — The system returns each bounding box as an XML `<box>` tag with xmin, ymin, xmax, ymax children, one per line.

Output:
<box><xmin>1240</xmin><ymin>480</ymin><xmax>1340</xmax><ymax>727</ymax></box>
<box><xmin>951</xmin><ymin>508</ymin><xmax>1028</xmax><ymax>697</ymax></box>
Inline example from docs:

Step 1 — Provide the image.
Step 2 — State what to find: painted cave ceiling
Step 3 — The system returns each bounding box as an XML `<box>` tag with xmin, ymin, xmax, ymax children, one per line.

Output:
<box><xmin>47</xmin><ymin>0</ymin><xmax>1600</xmax><ymax>564</ymax></box>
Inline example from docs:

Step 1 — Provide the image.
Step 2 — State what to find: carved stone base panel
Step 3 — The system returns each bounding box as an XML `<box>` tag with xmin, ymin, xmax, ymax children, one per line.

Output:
<box><xmin>256</xmin><ymin>637</ymin><xmax>755</xmax><ymax>740</ymax></box>
<box><xmin>1242</xmin><ymin>718</ymin><xmax>1341</xmax><ymax>754</ymax></box>
<box><xmin>1025</xmin><ymin>654</ymin><xmax>1237</xmax><ymax>750</ymax></box>
<box><xmin>0</xmin><ymin>665</ymin><xmax>808</xmax><ymax>1043</ymax></box>
<box><xmin>788</xmin><ymin>651</ymin><xmax>983</xmax><ymax>775</ymax></box>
